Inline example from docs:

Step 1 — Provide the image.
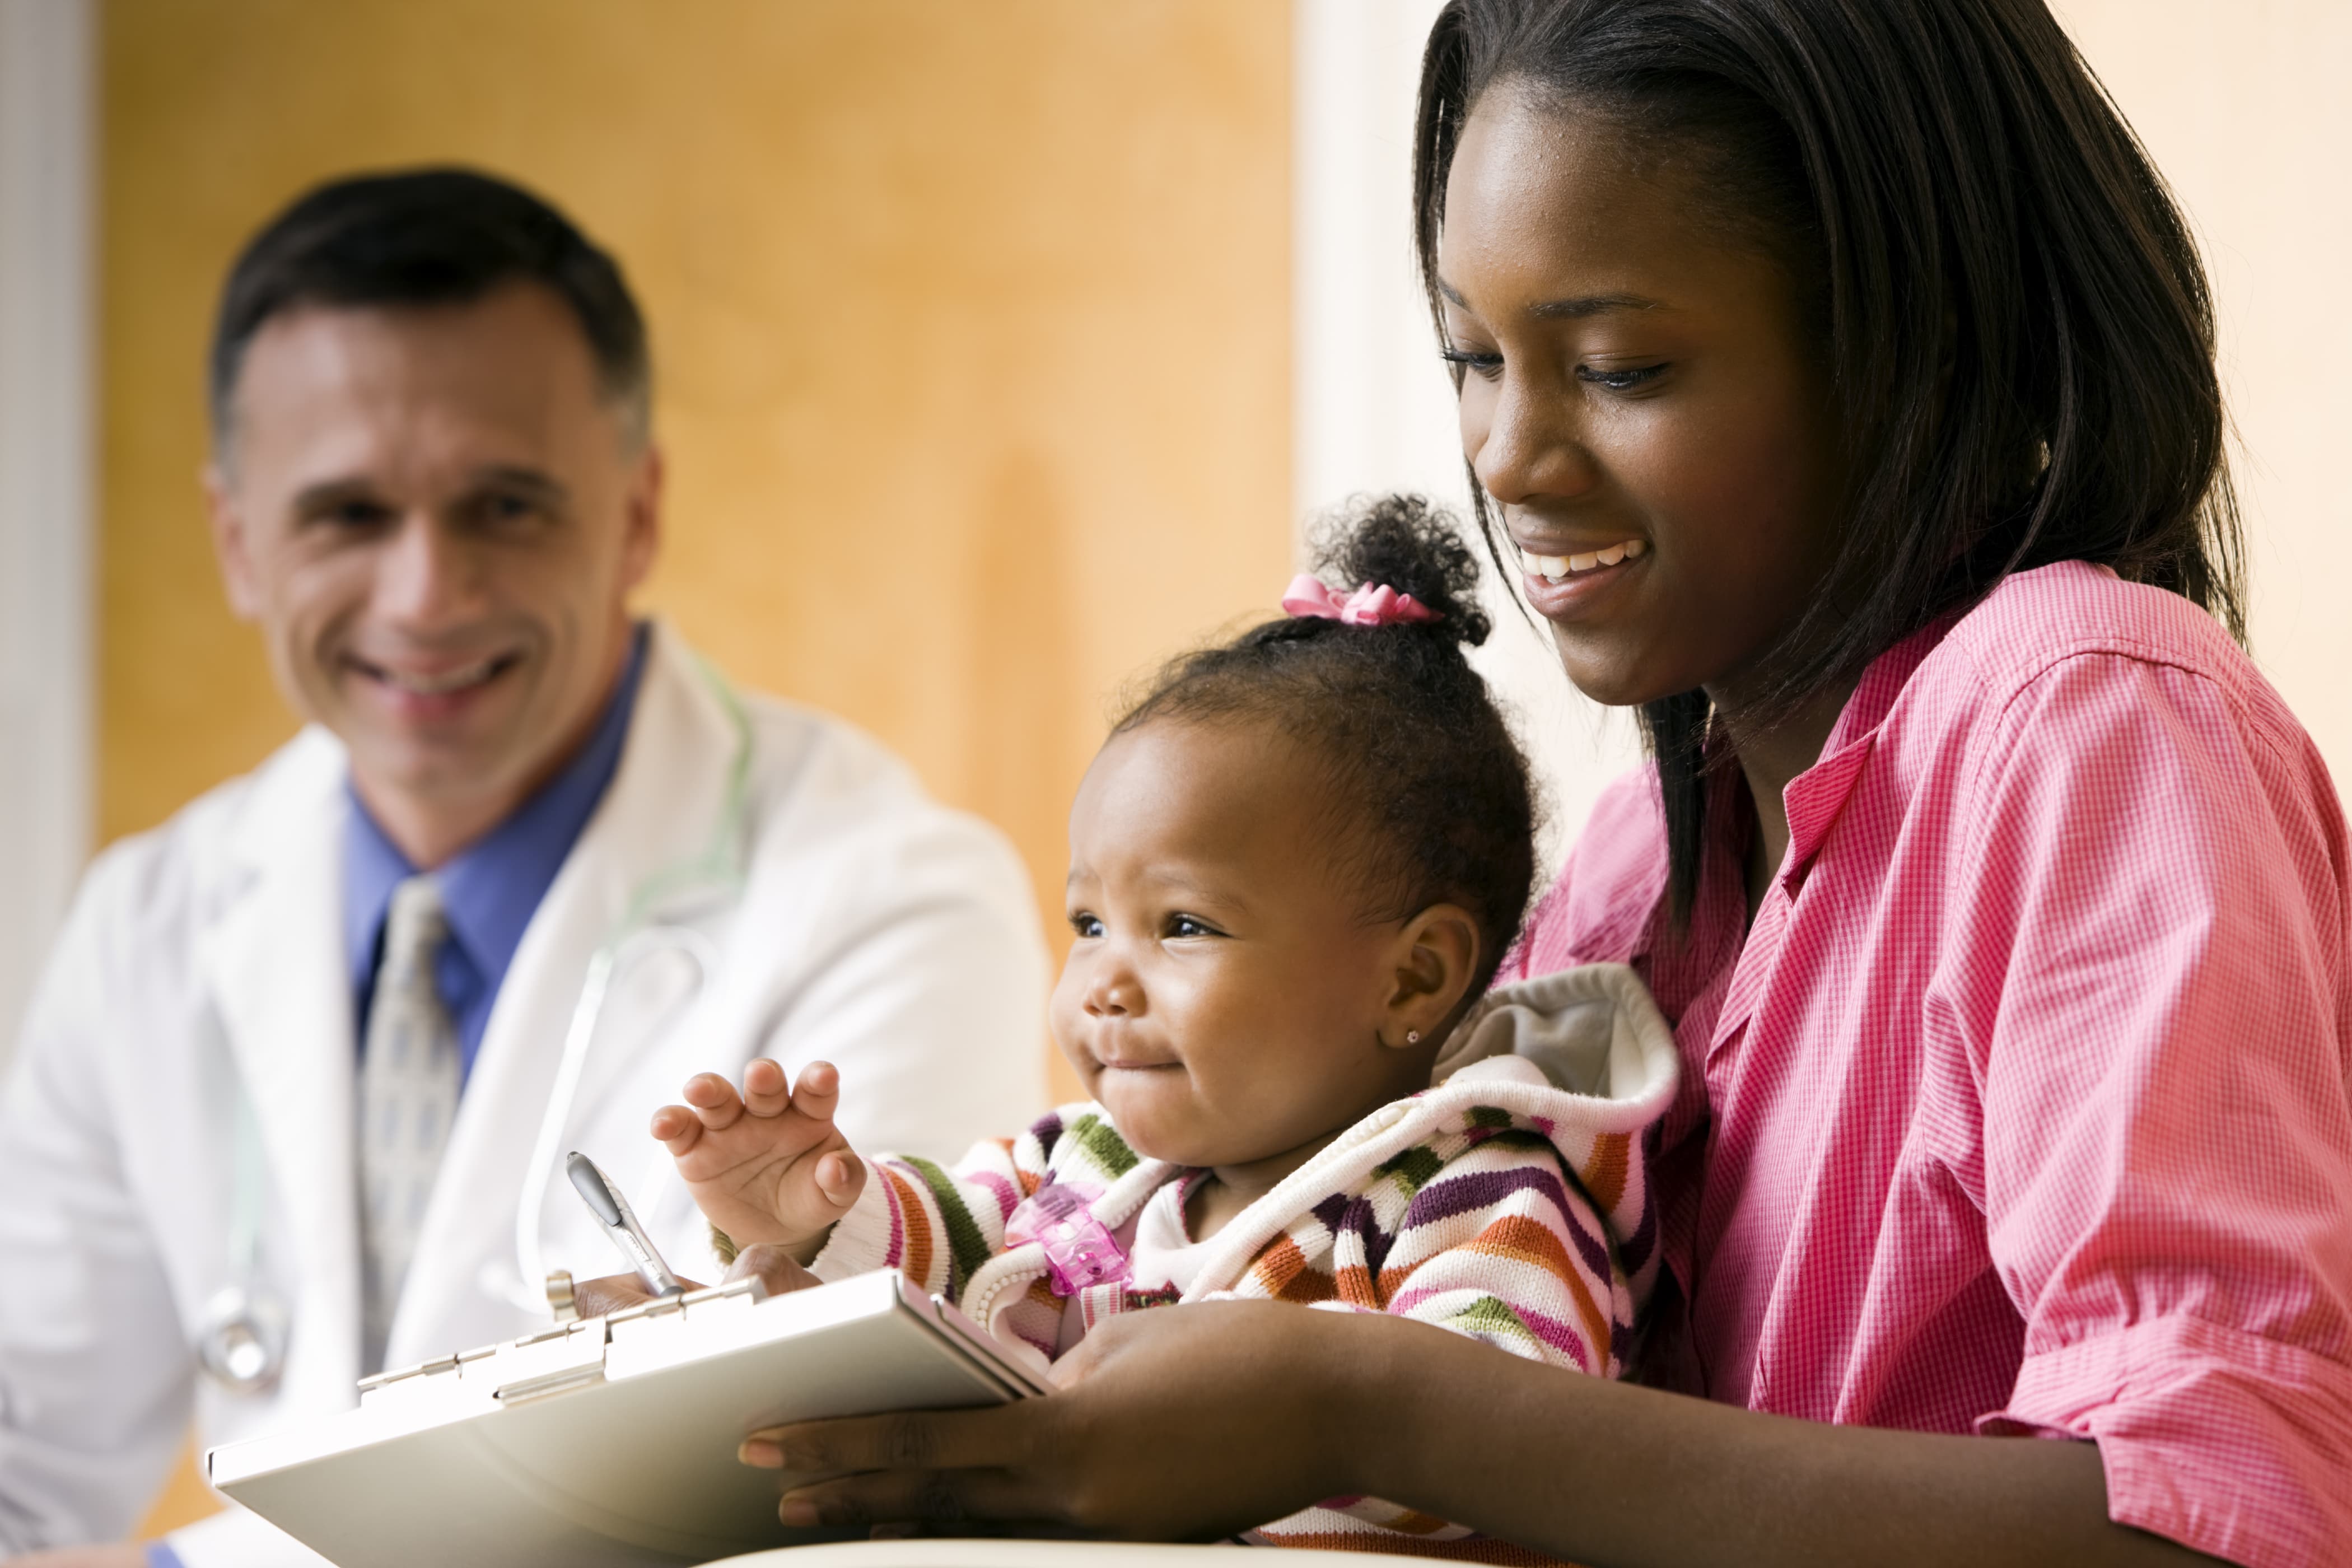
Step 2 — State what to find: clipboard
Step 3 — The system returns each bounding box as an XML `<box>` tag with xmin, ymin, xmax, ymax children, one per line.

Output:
<box><xmin>207</xmin><ymin>1270</ymin><xmax>1050</xmax><ymax>1567</ymax></box>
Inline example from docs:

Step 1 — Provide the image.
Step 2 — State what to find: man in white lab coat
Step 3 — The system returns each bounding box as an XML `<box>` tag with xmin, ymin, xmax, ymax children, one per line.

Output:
<box><xmin>0</xmin><ymin>168</ymin><xmax>1048</xmax><ymax>1567</ymax></box>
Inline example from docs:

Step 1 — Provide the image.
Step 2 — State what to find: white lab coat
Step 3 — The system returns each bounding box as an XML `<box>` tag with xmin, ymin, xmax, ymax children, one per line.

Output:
<box><xmin>0</xmin><ymin>624</ymin><xmax>1049</xmax><ymax>1565</ymax></box>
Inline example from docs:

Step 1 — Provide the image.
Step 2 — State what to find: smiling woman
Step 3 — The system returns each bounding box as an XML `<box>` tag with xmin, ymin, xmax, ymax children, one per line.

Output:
<box><xmin>1429</xmin><ymin>99</ymin><xmax>1849</xmax><ymax>726</ymax></box>
<box><xmin>1415</xmin><ymin>1</ymin><xmax>2242</xmax><ymax>918</ymax></box>
<box><xmin>739</xmin><ymin>2</ymin><xmax>2352</xmax><ymax>1564</ymax></box>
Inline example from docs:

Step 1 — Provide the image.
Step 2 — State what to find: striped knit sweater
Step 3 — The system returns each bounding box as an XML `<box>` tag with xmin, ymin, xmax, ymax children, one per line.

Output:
<box><xmin>806</xmin><ymin>963</ymin><xmax>1678</xmax><ymax>1561</ymax></box>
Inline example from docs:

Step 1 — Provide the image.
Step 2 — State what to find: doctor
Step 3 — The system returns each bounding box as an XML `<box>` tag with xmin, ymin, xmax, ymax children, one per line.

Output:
<box><xmin>0</xmin><ymin>168</ymin><xmax>1048</xmax><ymax>1567</ymax></box>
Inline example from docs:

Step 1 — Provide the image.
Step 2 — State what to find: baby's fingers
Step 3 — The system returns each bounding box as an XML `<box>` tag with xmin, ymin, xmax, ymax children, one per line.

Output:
<box><xmin>788</xmin><ymin>1061</ymin><xmax>845</xmax><ymax>1126</ymax></box>
<box><xmin>680</xmin><ymin>1071</ymin><xmax>748</xmax><ymax>1130</ymax></box>
<box><xmin>649</xmin><ymin>1104</ymin><xmax>705</xmax><ymax>1155</ymax></box>
<box><xmin>740</xmin><ymin>1057</ymin><xmax>792</xmax><ymax>1116</ymax></box>
<box><xmin>813</xmin><ymin>1149</ymin><xmax>865</xmax><ymax>1211</ymax></box>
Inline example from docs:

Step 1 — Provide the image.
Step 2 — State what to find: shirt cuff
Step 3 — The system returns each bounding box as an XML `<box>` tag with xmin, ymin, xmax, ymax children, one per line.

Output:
<box><xmin>1980</xmin><ymin>1314</ymin><xmax>2352</xmax><ymax>1567</ymax></box>
<box><xmin>808</xmin><ymin>1171</ymin><xmax>899</xmax><ymax>1282</ymax></box>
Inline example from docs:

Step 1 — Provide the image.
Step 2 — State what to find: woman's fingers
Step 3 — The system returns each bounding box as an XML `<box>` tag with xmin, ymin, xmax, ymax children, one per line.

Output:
<box><xmin>775</xmin><ymin>1467</ymin><xmax>1062</xmax><ymax>1532</ymax></box>
<box><xmin>745</xmin><ymin>1404</ymin><xmax>1033</xmax><ymax>1483</ymax></box>
<box><xmin>723</xmin><ymin>1243</ymin><xmax>824</xmax><ymax>1296</ymax></box>
<box><xmin>734</xmin><ymin>1301</ymin><xmax>1365</xmax><ymax>1541</ymax></box>
<box><xmin>572</xmin><ymin>1270</ymin><xmax>708</xmax><ymax>1318</ymax></box>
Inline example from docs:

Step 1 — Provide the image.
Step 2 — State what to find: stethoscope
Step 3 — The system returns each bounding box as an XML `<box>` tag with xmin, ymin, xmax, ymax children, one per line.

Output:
<box><xmin>197</xmin><ymin>656</ymin><xmax>755</xmax><ymax>1393</ymax></box>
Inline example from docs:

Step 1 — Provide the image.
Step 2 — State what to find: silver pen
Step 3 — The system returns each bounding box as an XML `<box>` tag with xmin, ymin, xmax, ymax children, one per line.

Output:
<box><xmin>566</xmin><ymin>1151</ymin><xmax>684</xmax><ymax>1298</ymax></box>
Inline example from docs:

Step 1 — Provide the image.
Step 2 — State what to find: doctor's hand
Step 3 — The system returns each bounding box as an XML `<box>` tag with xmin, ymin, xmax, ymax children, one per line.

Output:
<box><xmin>652</xmin><ymin>1058</ymin><xmax>866</xmax><ymax>1262</ymax></box>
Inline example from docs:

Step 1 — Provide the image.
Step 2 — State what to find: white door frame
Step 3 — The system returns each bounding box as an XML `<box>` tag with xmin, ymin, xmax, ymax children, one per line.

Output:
<box><xmin>0</xmin><ymin>0</ymin><xmax>95</xmax><ymax>1072</ymax></box>
<box><xmin>1292</xmin><ymin>0</ymin><xmax>1639</xmax><ymax>867</ymax></box>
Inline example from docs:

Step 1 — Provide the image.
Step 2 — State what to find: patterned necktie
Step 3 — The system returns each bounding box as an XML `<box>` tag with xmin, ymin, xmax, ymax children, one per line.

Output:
<box><xmin>358</xmin><ymin>875</ymin><xmax>460</xmax><ymax>1375</ymax></box>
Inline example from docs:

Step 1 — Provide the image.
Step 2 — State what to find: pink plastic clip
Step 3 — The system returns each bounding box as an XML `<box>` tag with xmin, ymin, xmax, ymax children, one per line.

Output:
<box><xmin>1004</xmin><ymin>1182</ymin><xmax>1130</xmax><ymax>1296</ymax></box>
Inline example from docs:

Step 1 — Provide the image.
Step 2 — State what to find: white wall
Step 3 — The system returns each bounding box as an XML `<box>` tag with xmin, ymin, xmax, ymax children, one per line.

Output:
<box><xmin>1292</xmin><ymin>0</ymin><xmax>1642</xmax><ymax>876</ymax></box>
<box><xmin>1292</xmin><ymin>1</ymin><xmax>2352</xmax><ymax>884</ymax></box>
<box><xmin>0</xmin><ymin>0</ymin><xmax>95</xmax><ymax>1077</ymax></box>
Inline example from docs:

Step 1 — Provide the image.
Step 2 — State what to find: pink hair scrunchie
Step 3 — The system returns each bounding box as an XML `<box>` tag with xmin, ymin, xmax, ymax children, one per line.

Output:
<box><xmin>1280</xmin><ymin>574</ymin><xmax>1443</xmax><ymax>628</ymax></box>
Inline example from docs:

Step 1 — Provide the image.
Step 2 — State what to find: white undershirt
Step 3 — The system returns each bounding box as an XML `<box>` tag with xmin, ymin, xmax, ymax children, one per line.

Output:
<box><xmin>1124</xmin><ymin>1170</ymin><xmax>1218</xmax><ymax>1294</ymax></box>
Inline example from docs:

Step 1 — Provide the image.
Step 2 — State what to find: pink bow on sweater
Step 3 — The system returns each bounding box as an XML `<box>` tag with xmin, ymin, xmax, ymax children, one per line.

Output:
<box><xmin>1280</xmin><ymin>574</ymin><xmax>1443</xmax><ymax>628</ymax></box>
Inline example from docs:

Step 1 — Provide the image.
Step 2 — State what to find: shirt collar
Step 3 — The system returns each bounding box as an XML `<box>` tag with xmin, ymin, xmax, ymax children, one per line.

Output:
<box><xmin>343</xmin><ymin>623</ymin><xmax>651</xmax><ymax>993</ymax></box>
<box><xmin>1622</xmin><ymin>612</ymin><xmax>1962</xmax><ymax>976</ymax></box>
<box><xmin>1779</xmin><ymin>612</ymin><xmax>1958</xmax><ymax>879</ymax></box>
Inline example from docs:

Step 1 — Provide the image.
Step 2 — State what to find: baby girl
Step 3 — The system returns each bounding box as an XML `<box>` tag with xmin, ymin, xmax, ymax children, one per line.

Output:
<box><xmin>654</xmin><ymin>495</ymin><xmax>1677</xmax><ymax>1556</ymax></box>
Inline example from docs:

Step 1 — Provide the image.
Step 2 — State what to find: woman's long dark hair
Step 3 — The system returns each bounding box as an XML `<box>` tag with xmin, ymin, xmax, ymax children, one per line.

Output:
<box><xmin>1412</xmin><ymin>0</ymin><xmax>2245</xmax><ymax>921</ymax></box>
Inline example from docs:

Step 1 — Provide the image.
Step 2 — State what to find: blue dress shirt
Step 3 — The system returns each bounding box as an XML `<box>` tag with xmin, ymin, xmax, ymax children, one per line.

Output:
<box><xmin>343</xmin><ymin>624</ymin><xmax>649</xmax><ymax>1082</ymax></box>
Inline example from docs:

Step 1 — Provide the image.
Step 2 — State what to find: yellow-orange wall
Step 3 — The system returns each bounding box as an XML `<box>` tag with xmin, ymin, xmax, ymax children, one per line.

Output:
<box><xmin>101</xmin><ymin>0</ymin><xmax>1292</xmax><ymax>1035</ymax></box>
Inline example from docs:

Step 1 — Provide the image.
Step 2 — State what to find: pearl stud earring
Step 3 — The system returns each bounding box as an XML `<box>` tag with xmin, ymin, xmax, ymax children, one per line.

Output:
<box><xmin>1406</xmin><ymin>1029</ymin><xmax>1422</xmax><ymax>1044</ymax></box>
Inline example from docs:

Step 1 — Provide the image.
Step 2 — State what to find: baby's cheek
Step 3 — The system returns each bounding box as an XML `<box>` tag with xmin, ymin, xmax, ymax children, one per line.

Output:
<box><xmin>1044</xmin><ymin>992</ymin><xmax>1090</xmax><ymax>1070</ymax></box>
<box><xmin>1062</xmin><ymin>1049</ymin><xmax>1103</xmax><ymax>1107</ymax></box>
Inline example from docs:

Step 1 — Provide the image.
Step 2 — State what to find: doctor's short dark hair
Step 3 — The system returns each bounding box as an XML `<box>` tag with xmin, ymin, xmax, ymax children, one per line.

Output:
<box><xmin>208</xmin><ymin>166</ymin><xmax>651</xmax><ymax>453</ymax></box>
<box><xmin>1415</xmin><ymin>0</ymin><xmax>2247</xmax><ymax>922</ymax></box>
<box><xmin>1117</xmin><ymin>493</ymin><xmax>1539</xmax><ymax>997</ymax></box>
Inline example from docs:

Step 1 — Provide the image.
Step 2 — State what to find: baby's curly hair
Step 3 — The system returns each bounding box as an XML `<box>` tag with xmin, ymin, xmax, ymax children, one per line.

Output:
<box><xmin>1117</xmin><ymin>493</ymin><xmax>1538</xmax><ymax>997</ymax></box>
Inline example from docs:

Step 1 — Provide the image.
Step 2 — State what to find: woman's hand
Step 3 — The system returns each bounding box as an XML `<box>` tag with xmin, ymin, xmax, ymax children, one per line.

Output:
<box><xmin>738</xmin><ymin>1296</ymin><xmax>2223</xmax><ymax>1567</ymax></box>
<box><xmin>741</xmin><ymin>1299</ymin><xmax>1360</xmax><ymax>1539</ymax></box>
<box><xmin>569</xmin><ymin>1242</ymin><xmax>824</xmax><ymax>1319</ymax></box>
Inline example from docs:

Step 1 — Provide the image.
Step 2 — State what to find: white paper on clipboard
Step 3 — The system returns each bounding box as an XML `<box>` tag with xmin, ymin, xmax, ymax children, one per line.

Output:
<box><xmin>208</xmin><ymin>1269</ymin><xmax>1049</xmax><ymax>1568</ymax></box>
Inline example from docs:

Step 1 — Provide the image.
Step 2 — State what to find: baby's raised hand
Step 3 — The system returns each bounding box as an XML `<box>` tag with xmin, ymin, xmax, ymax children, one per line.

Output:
<box><xmin>651</xmin><ymin>1059</ymin><xmax>866</xmax><ymax>1261</ymax></box>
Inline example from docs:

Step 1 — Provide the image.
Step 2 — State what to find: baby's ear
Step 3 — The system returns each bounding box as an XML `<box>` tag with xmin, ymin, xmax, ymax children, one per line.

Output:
<box><xmin>1383</xmin><ymin>904</ymin><xmax>1480</xmax><ymax>1049</ymax></box>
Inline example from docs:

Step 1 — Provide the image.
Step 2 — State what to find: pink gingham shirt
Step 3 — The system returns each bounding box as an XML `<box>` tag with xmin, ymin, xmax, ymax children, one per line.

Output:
<box><xmin>1505</xmin><ymin>561</ymin><xmax>2352</xmax><ymax>1567</ymax></box>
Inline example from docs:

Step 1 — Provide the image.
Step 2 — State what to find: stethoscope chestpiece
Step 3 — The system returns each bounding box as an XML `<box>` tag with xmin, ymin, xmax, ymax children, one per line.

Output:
<box><xmin>198</xmin><ymin>1283</ymin><xmax>289</xmax><ymax>1396</ymax></box>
